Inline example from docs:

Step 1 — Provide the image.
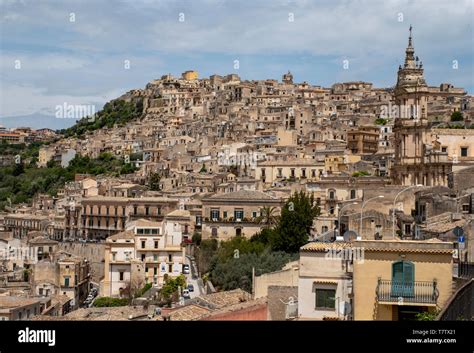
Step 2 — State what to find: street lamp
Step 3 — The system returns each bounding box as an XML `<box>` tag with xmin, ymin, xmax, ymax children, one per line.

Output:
<box><xmin>337</xmin><ymin>202</ymin><xmax>359</xmax><ymax>240</ymax></box>
<box><xmin>392</xmin><ymin>184</ymin><xmax>423</xmax><ymax>239</ymax></box>
<box><xmin>359</xmin><ymin>196</ymin><xmax>384</xmax><ymax>239</ymax></box>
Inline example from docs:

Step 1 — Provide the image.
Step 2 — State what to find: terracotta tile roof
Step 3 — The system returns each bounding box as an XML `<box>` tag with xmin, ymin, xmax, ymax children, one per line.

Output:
<box><xmin>207</xmin><ymin>190</ymin><xmax>277</xmax><ymax>201</ymax></box>
<box><xmin>106</xmin><ymin>230</ymin><xmax>135</xmax><ymax>242</ymax></box>
<box><xmin>300</xmin><ymin>242</ymin><xmax>352</xmax><ymax>252</ymax></box>
<box><xmin>0</xmin><ymin>296</ymin><xmax>41</xmax><ymax>309</ymax></box>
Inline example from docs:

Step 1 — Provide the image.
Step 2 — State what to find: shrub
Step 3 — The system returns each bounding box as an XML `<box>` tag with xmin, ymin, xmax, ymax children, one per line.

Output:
<box><xmin>450</xmin><ymin>111</ymin><xmax>463</xmax><ymax>122</ymax></box>
<box><xmin>93</xmin><ymin>297</ymin><xmax>129</xmax><ymax>307</ymax></box>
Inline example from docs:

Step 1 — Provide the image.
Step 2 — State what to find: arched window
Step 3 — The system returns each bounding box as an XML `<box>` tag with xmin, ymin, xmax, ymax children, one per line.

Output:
<box><xmin>391</xmin><ymin>261</ymin><xmax>414</xmax><ymax>297</ymax></box>
<box><xmin>328</xmin><ymin>190</ymin><xmax>335</xmax><ymax>200</ymax></box>
<box><xmin>350</xmin><ymin>189</ymin><xmax>356</xmax><ymax>199</ymax></box>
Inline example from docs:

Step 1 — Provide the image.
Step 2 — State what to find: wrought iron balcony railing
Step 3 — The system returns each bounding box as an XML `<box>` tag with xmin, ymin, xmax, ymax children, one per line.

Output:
<box><xmin>376</xmin><ymin>278</ymin><xmax>438</xmax><ymax>305</ymax></box>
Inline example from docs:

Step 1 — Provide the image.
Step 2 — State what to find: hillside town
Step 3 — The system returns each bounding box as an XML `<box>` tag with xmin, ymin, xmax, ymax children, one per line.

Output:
<box><xmin>1</xmin><ymin>27</ymin><xmax>473</xmax><ymax>322</ymax></box>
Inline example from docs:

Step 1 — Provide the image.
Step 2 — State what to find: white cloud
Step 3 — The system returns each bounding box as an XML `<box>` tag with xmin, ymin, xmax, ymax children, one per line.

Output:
<box><xmin>0</xmin><ymin>0</ymin><xmax>471</xmax><ymax>125</ymax></box>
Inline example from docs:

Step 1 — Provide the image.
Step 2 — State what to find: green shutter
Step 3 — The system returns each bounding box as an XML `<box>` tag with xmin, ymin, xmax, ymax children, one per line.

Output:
<box><xmin>391</xmin><ymin>261</ymin><xmax>415</xmax><ymax>298</ymax></box>
<box><xmin>403</xmin><ymin>261</ymin><xmax>415</xmax><ymax>297</ymax></box>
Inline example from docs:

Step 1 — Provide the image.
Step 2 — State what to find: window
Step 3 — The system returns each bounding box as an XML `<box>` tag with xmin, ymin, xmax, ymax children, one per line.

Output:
<box><xmin>301</xmin><ymin>168</ymin><xmax>306</xmax><ymax>178</ymax></box>
<box><xmin>211</xmin><ymin>209</ymin><xmax>220</xmax><ymax>221</ymax></box>
<box><xmin>315</xmin><ymin>288</ymin><xmax>336</xmax><ymax>310</ymax></box>
<box><xmin>141</xmin><ymin>254</ymin><xmax>145</xmax><ymax>261</ymax></box>
<box><xmin>329</xmin><ymin>190</ymin><xmax>335</xmax><ymax>200</ymax></box>
<box><xmin>277</xmin><ymin>168</ymin><xmax>283</xmax><ymax>177</ymax></box>
<box><xmin>236</xmin><ymin>228</ymin><xmax>242</xmax><ymax>236</ymax></box>
<box><xmin>252</xmin><ymin>211</ymin><xmax>257</xmax><ymax>218</ymax></box>
<box><xmin>462</xmin><ymin>204</ymin><xmax>469</xmax><ymax>213</ymax></box>
<box><xmin>461</xmin><ymin>147</ymin><xmax>468</xmax><ymax>157</ymax></box>
<box><xmin>64</xmin><ymin>277</ymin><xmax>70</xmax><ymax>287</ymax></box>
<box><xmin>133</xmin><ymin>206</ymin><xmax>138</xmax><ymax>215</ymax></box>
<box><xmin>154</xmin><ymin>267</ymin><xmax>157</xmax><ymax>275</ymax></box>
<box><xmin>168</xmin><ymin>254</ymin><xmax>172</xmax><ymax>262</ymax></box>
<box><xmin>141</xmin><ymin>240</ymin><xmax>146</xmax><ymax>249</ymax></box>
<box><xmin>211</xmin><ymin>228</ymin><xmax>218</xmax><ymax>237</ymax></box>
<box><xmin>153</xmin><ymin>254</ymin><xmax>158</xmax><ymax>261</ymax></box>
<box><xmin>404</xmin><ymin>224</ymin><xmax>411</xmax><ymax>234</ymax></box>
<box><xmin>350</xmin><ymin>190</ymin><xmax>356</xmax><ymax>199</ymax></box>
<box><xmin>223</xmin><ymin>211</ymin><xmax>228</xmax><ymax>219</ymax></box>
<box><xmin>168</xmin><ymin>264</ymin><xmax>172</xmax><ymax>272</ymax></box>
<box><xmin>119</xmin><ymin>272</ymin><xmax>124</xmax><ymax>281</ymax></box>
<box><xmin>391</xmin><ymin>261</ymin><xmax>414</xmax><ymax>297</ymax></box>
<box><xmin>290</xmin><ymin>168</ymin><xmax>295</xmax><ymax>178</ymax></box>
<box><xmin>234</xmin><ymin>209</ymin><xmax>244</xmax><ymax>221</ymax></box>
<box><xmin>112</xmin><ymin>253</ymin><xmax>116</xmax><ymax>261</ymax></box>
<box><xmin>154</xmin><ymin>241</ymin><xmax>158</xmax><ymax>249</ymax></box>
<box><xmin>145</xmin><ymin>206</ymin><xmax>150</xmax><ymax>216</ymax></box>
<box><xmin>311</xmin><ymin>169</ymin><xmax>316</xmax><ymax>178</ymax></box>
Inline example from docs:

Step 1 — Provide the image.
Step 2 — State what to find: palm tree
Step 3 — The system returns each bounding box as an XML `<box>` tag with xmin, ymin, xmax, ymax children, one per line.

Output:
<box><xmin>256</xmin><ymin>206</ymin><xmax>279</xmax><ymax>227</ymax></box>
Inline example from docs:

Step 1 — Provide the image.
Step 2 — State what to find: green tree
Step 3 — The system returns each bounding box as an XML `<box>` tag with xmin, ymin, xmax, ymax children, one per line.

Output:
<box><xmin>256</xmin><ymin>206</ymin><xmax>279</xmax><ymax>227</ymax></box>
<box><xmin>210</xmin><ymin>250</ymin><xmax>297</xmax><ymax>292</ymax></box>
<box><xmin>12</xmin><ymin>163</ymin><xmax>24</xmax><ymax>176</ymax></box>
<box><xmin>214</xmin><ymin>236</ymin><xmax>266</xmax><ymax>264</ymax></box>
<box><xmin>160</xmin><ymin>275</ymin><xmax>187</xmax><ymax>300</ymax></box>
<box><xmin>375</xmin><ymin>118</ymin><xmax>388</xmax><ymax>125</ymax></box>
<box><xmin>192</xmin><ymin>231</ymin><xmax>202</xmax><ymax>246</ymax></box>
<box><xmin>352</xmin><ymin>171</ymin><xmax>370</xmax><ymax>177</ymax></box>
<box><xmin>93</xmin><ymin>297</ymin><xmax>129</xmax><ymax>307</ymax></box>
<box><xmin>271</xmin><ymin>191</ymin><xmax>320</xmax><ymax>253</ymax></box>
<box><xmin>415</xmin><ymin>310</ymin><xmax>439</xmax><ymax>321</ymax></box>
<box><xmin>148</xmin><ymin>172</ymin><xmax>161</xmax><ymax>191</ymax></box>
<box><xmin>195</xmin><ymin>239</ymin><xmax>218</xmax><ymax>275</ymax></box>
<box><xmin>250</xmin><ymin>228</ymin><xmax>275</xmax><ymax>245</ymax></box>
<box><xmin>451</xmin><ymin>111</ymin><xmax>463</xmax><ymax>122</ymax></box>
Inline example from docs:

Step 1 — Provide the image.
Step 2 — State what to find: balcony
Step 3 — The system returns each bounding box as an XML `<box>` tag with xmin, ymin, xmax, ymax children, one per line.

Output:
<box><xmin>376</xmin><ymin>279</ymin><xmax>438</xmax><ymax>305</ymax></box>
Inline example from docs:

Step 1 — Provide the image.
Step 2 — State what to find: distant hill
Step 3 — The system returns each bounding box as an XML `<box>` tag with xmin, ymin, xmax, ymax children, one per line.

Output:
<box><xmin>0</xmin><ymin>113</ymin><xmax>80</xmax><ymax>131</ymax></box>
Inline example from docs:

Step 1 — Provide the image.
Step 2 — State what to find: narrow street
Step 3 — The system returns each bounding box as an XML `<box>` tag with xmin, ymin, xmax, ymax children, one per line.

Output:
<box><xmin>184</xmin><ymin>255</ymin><xmax>204</xmax><ymax>299</ymax></box>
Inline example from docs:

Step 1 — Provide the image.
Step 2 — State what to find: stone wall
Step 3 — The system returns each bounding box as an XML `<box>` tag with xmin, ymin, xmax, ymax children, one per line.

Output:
<box><xmin>58</xmin><ymin>242</ymin><xmax>105</xmax><ymax>283</ymax></box>
<box><xmin>254</xmin><ymin>261</ymin><xmax>299</xmax><ymax>299</ymax></box>
<box><xmin>267</xmin><ymin>285</ymin><xmax>298</xmax><ymax>321</ymax></box>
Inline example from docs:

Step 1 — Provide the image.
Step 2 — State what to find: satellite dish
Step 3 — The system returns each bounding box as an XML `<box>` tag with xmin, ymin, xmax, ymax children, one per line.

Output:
<box><xmin>343</xmin><ymin>230</ymin><xmax>358</xmax><ymax>242</ymax></box>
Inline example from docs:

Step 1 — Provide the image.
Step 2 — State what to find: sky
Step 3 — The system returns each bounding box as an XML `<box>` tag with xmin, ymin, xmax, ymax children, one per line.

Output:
<box><xmin>0</xmin><ymin>0</ymin><xmax>473</xmax><ymax>129</ymax></box>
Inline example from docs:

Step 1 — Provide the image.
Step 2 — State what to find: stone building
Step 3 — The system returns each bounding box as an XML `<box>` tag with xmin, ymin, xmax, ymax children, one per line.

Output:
<box><xmin>391</xmin><ymin>27</ymin><xmax>452</xmax><ymax>186</ymax></box>
<box><xmin>201</xmin><ymin>190</ymin><xmax>283</xmax><ymax>241</ymax></box>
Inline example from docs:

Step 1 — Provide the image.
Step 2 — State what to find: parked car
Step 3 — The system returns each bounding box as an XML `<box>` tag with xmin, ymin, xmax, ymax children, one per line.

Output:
<box><xmin>182</xmin><ymin>289</ymin><xmax>190</xmax><ymax>299</ymax></box>
<box><xmin>187</xmin><ymin>284</ymin><xmax>194</xmax><ymax>292</ymax></box>
<box><xmin>183</xmin><ymin>264</ymin><xmax>190</xmax><ymax>274</ymax></box>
